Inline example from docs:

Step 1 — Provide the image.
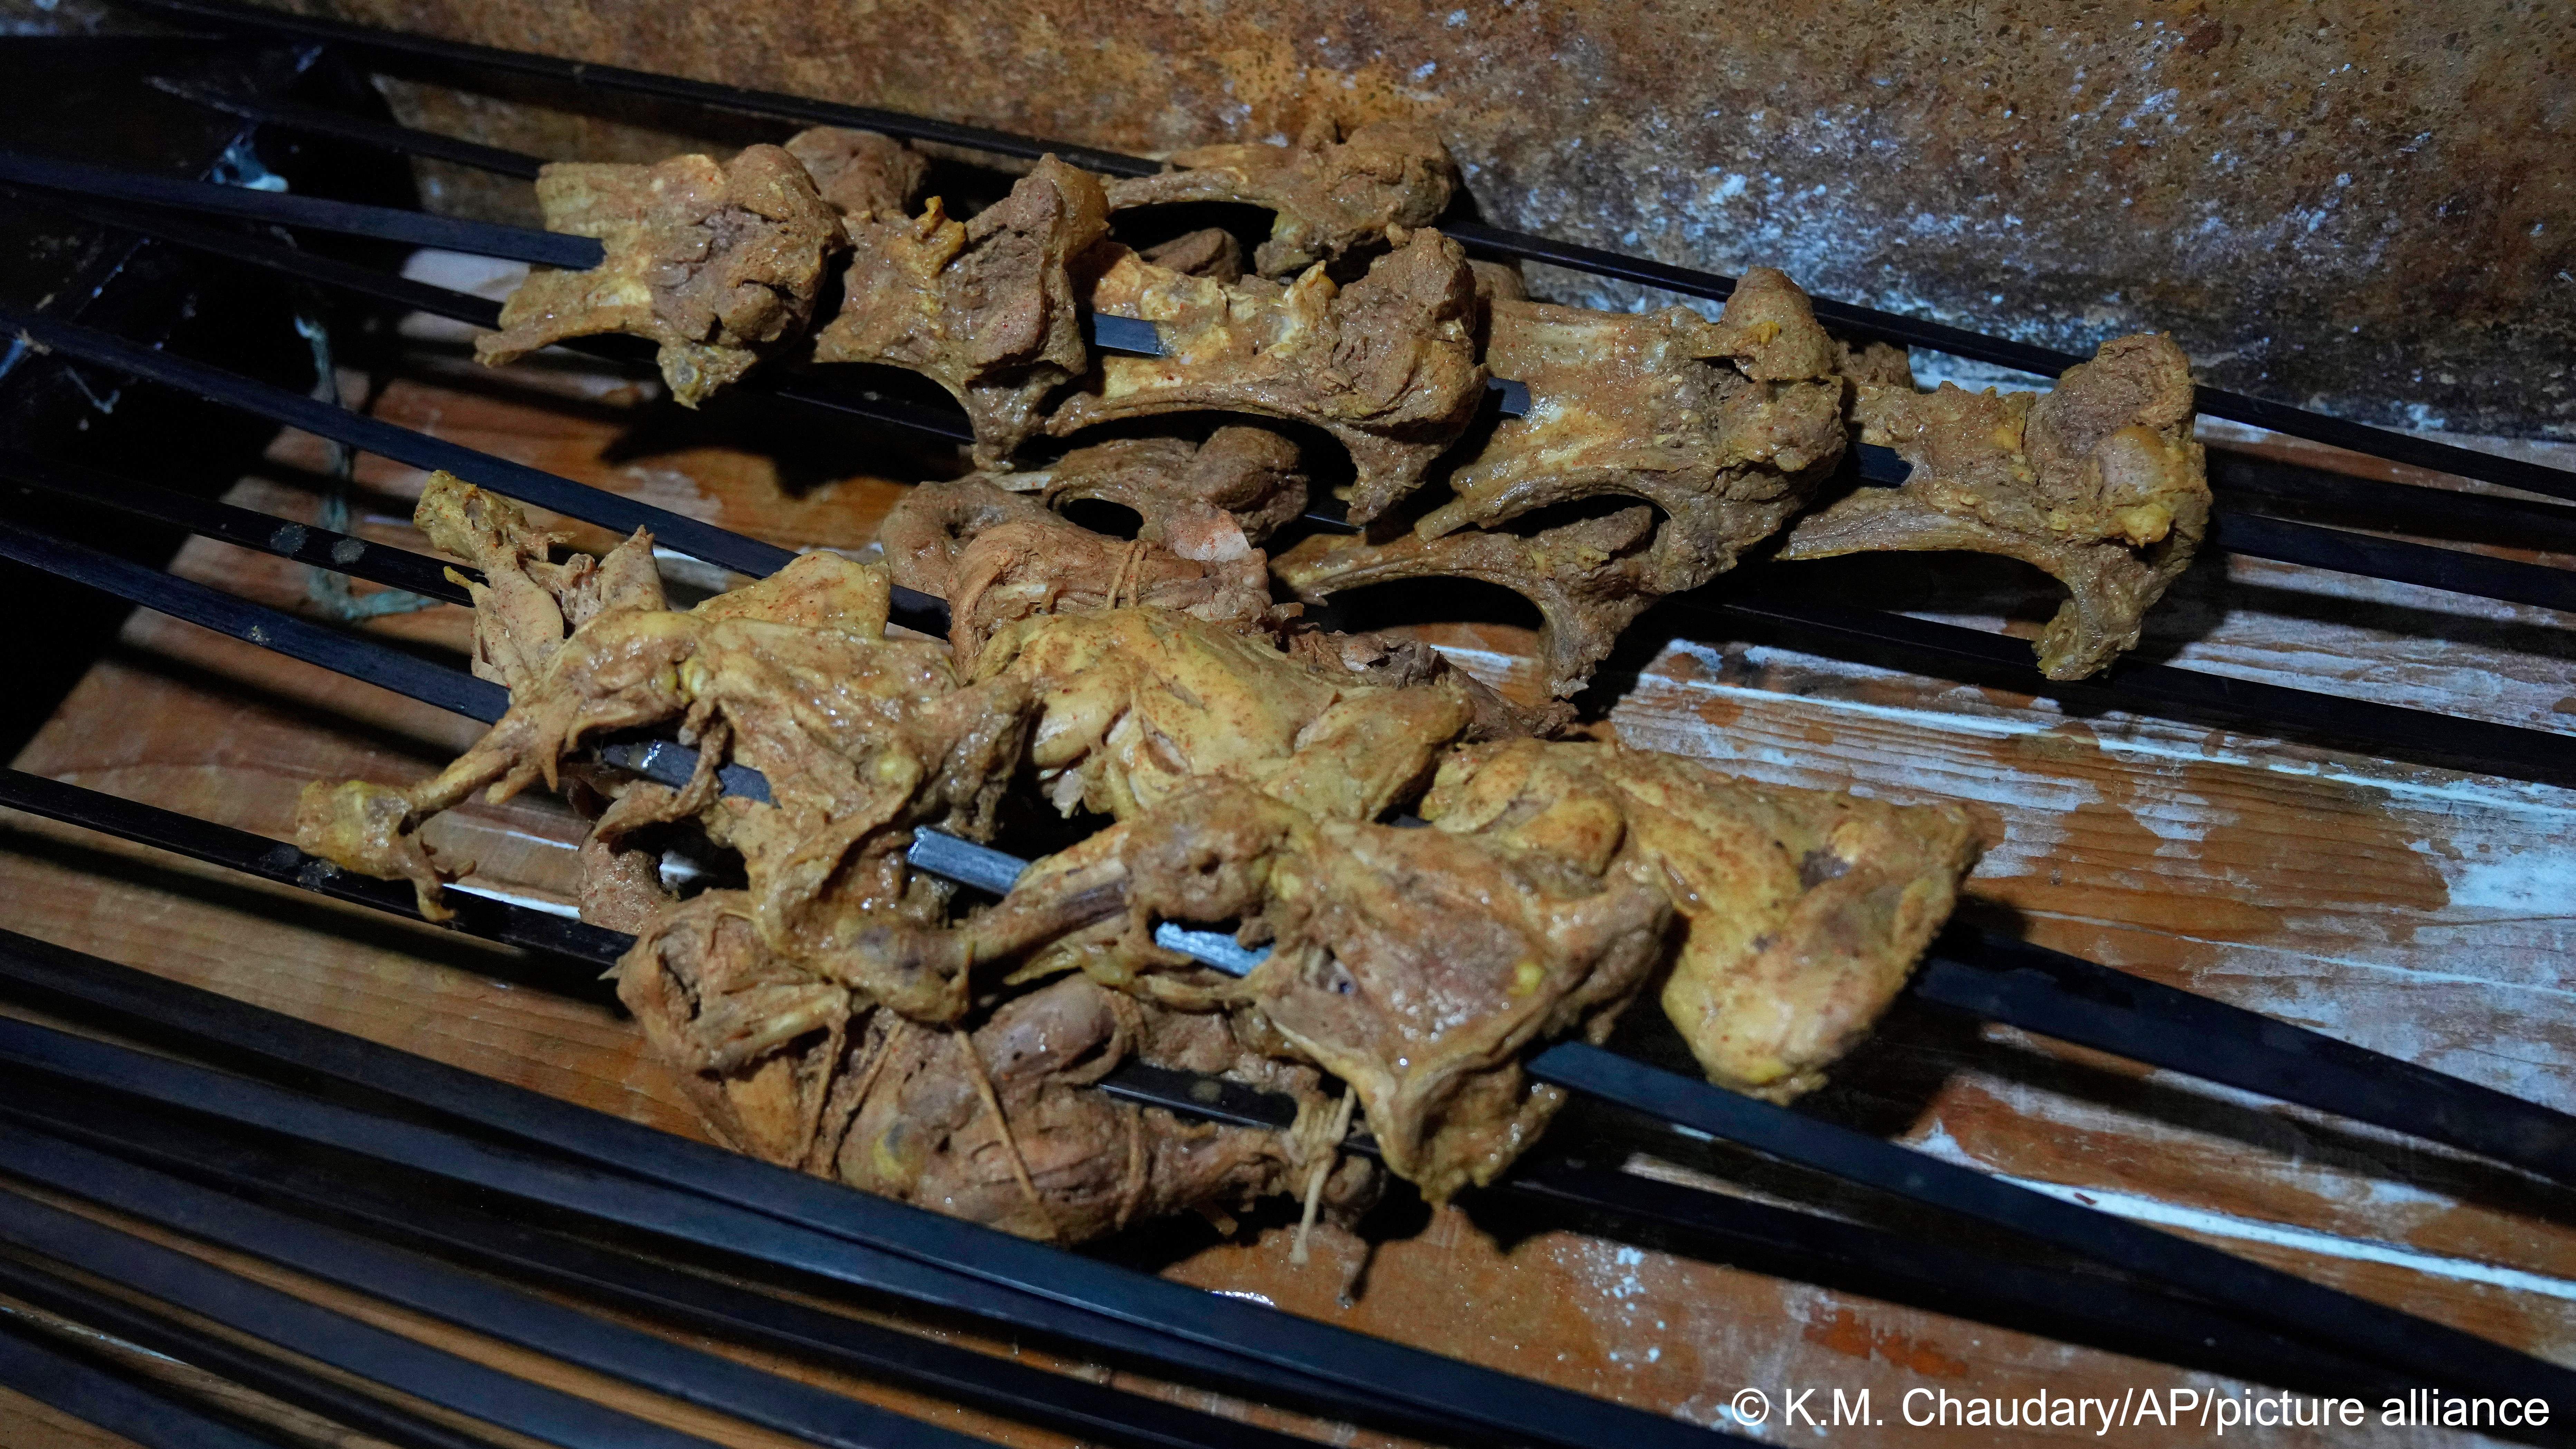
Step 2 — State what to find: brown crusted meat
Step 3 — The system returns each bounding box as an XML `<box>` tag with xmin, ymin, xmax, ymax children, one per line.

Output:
<box><xmin>1104</xmin><ymin>117</ymin><xmax>1459</xmax><ymax>278</ymax></box>
<box><xmin>1779</xmin><ymin>333</ymin><xmax>2208</xmax><ymax>679</ymax></box>
<box><xmin>976</xmin><ymin>608</ymin><xmax>1477</xmax><ymax>823</ymax></box>
<box><xmin>1275</xmin><ymin>506</ymin><xmax>1664</xmax><ymax>699</ymax></box>
<box><xmin>1270</xmin><ymin>269</ymin><xmax>1848</xmax><ymax>697</ymax></box>
<box><xmin>475</xmin><ymin>146</ymin><xmax>846</xmax><ymax>407</ymax></box>
<box><xmin>781</xmin><ymin>126</ymin><xmax>929</xmax><ymax>220</ymax></box>
<box><xmin>411</xmin><ymin>471</ymin><xmax>667</xmax><ymax>692</ymax></box>
<box><xmin>878</xmin><ymin>477</ymin><xmax>1284</xmax><ymax>661</ymax></box>
<box><xmin>863</xmin><ymin>779</ymin><xmax>1666</xmax><ymax>1204</ymax></box>
<box><xmin>295</xmin><ymin>550</ymin><xmax>1031</xmax><ymax>1022</ymax></box>
<box><xmin>1140</xmin><ymin>227</ymin><xmax>1246</xmax><ymax>284</ymax></box>
<box><xmin>811</xmin><ymin>156</ymin><xmax>1111</xmax><ymax>466</ymax></box>
<box><xmin>1423</xmin><ymin>740</ymin><xmax>1979</xmax><ymax>1099</ymax></box>
<box><xmin>618</xmin><ymin>909</ymin><xmax>1371</xmax><ymax>1243</ymax></box>
<box><xmin>1049</xmin><ymin>230</ymin><xmax>1487</xmax><ymax>517</ymax></box>
<box><xmin>1034</xmin><ymin>426</ymin><xmax>1309</xmax><ymax>549</ymax></box>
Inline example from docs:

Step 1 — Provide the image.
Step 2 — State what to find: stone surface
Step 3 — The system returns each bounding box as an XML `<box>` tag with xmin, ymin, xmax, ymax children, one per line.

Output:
<box><xmin>271</xmin><ymin>0</ymin><xmax>2574</xmax><ymax>441</ymax></box>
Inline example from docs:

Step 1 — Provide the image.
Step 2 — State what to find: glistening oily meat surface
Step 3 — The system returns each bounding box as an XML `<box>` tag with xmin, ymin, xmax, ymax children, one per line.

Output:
<box><xmin>1273</xmin><ymin>267</ymin><xmax>1849</xmax><ymax>696</ymax></box>
<box><xmin>1778</xmin><ymin>332</ymin><xmax>2210</xmax><ymax>679</ymax></box>
<box><xmin>1424</xmin><ymin>740</ymin><xmax>1981</xmax><ymax>1099</ymax></box>
<box><xmin>474</xmin><ymin>145</ymin><xmax>846</xmax><ymax>406</ymax></box>
<box><xmin>1102</xmin><ymin>116</ymin><xmax>1461</xmax><ymax>278</ymax></box>
<box><xmin>812</xmin><ymin>156</ymin><xmax>1112</xmax><ymax>466</ymax></box>
<box><xmin>1049</xmin><ymin>229</ymin><xmax>1488</xmax><ymax>515</ymax></box>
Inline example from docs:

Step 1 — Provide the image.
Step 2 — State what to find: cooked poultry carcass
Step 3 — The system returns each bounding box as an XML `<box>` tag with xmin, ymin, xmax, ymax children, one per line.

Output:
<box><xmin>1272</xmin><ymin>268</ymin><xmax>1850</xmax><ymax>696</ymax></box>
<box><xmin>844</xmin><ymin>778</ymin><xmax>1670</xmax><ymax>1204</ymax></box>
<box><xmin>475</xmin><ymin>146</ymin><xmax>846</xmax><ymax>407</ymax></box>
<box><xmin>296</xmin><ymin>536</ymin><xmax>1031</xmax><ymax>1023</ymax></box>
<box><xmin>1778</xmin><ymin>332</ymin><xmax>2209</xmax><ymax>679</ymax></box>
<box><xmin>1048</xmin><ymin>229</ymin><xmax>1488</xmax><ymax>516</ymax></box>
<box><xmin>1422</xmin><ymin>739</ymin><xmax>1979</xmax><ymax>1098</ymax></box>
<box><xmin>878</xmin><ymin>475</ymin><xmax>1288</xmax><ymax>661</ymax></box>
<box><xmin>781</xmin><ymin>126</ymin><xmax>929</xmax><ymax>220</ymax></box>
<box><xmin>1022</xmin><ymin>425</ymin><xmax>1310</xmax><ymax>549</ymax></box>
<box><xmin>811</xmin><ymin>156</ymin><xmax>1112</xmax><ymax>467</ymax></box>
<box><xmin>1104</xmin><ymin>117</ymin><xmax>1459</xmax><ymax>279</ymax></box>
<box><xmin>409</xmin><ymin>471</ymin><xmax>666</xmax><ymax>692</ymax></box>
<box><xmin>976</xmin><ymin>607</ymin><xmax>1481</xmax><ymax>823</ymax></box>
<box><xmin>618</xmin><ymin>904</ymin><xmax>1374</xmax><ymax>1242</ymax></box>
<box><xmin>1275</xmin><ymin>505</ymin><xmax>1667</xmax><ymax>700</ymax></box>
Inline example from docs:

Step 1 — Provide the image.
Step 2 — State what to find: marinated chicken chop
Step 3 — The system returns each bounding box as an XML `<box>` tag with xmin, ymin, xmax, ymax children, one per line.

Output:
<box><xmin>878</xmin><ymin>477</ymin><xmax>1285</xmax><ymax>661</ymax></box>
<box><xmin>296</xmin><ymin>543</ymin><xmax>1030</xmax><ymax>1023</ymax></box>
<box><xmin>1778</xmin><ymin>332</ymin><xmax>2208</xmax><ymax>678</ymax></box>
<box><xmin>1274</xmin><ymin>269</ymin><xmax>1849</xmax><ymax>695</ymax></box>
<box><xmin>1103</xmin><ymin>117</ymin><xmax>1459</xmax><ymax>278</ymax></box>
<box><xmin>781</xmin><ymin>126</ymin><xmax>929</xmax><ymax>220</ymax></box>
<box><xmin>410</xmin><ymin>471</ymin><xmax>666</xmax><ymax>692</ymax></box>
<box><xmin>1049</xmin><ymin>229</ymin><xmax>1488</xmax><ymax>516</ymax></box>
<box><xmin>829</xmin><ymin>779</ymin><xmax>1669</xmax><ymax>1203</ymax></box>
<box><xmin>1423</xmin><ymin>740</ymin><xmax>1979</xmax><ymax>1098</ymax></box>
<box><xmin>475</xmin><ymin>145</ymin><xmax>846</xmax><ymax>406</ymax></box>
<box><xmin>619</xmin><ymin>906</ymin><xmax>1373</xmax><ymax>1241</ymax></box>
<box><xmin>812</xmin><ymin>156</ymin><xmax>1112</xmax><ymax>466</ymax></box>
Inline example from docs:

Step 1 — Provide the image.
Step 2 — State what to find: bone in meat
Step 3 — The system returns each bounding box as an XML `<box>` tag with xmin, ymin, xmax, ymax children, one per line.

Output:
<box><xmin>878</xmin><ymin>475</ymin><xmax>1285</xmax><ymax>662</ymax></box>
<box><xmin>811</xmin><ymin>156</ymin><xmax>1111</xmax><ymax>467</ymax></box>
<box><xmin>1048</xmin><ymin>229</ymin><xmax>1488</xmax><ymax>517</ymax></box>
<box><xmin>475</xmin><ymin>146</ymin><xmax>846</xmax><ymax>407</ymax></box>
<box><xmin>1103</xmin><ymin>117</ymin><xmax>1459</xmax><ymax>278</ymax></box>
<box><xmin>781</xmin><ymin>126</ymin><xmax>928</xmax><ymax>220</ymax></box>
<box><xmin>1423</xmin><ymin>739</ymin><xmax>1980</xmax><ymax>1100</ymax></box>
<box><xmin>295</xmin><ymin>548</ymin><xmax>1031</xmax><ymax>1023</ymax></box>
<box><xmin>1777</xmin><ymin>332</ymin><xmax>2208</xmax><ymax>679</ymax></box>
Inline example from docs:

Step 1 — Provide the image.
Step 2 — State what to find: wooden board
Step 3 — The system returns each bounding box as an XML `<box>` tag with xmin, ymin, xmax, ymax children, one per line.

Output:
<box><xmin>3</xmin><ymin>323</ymin><xmax>2573</xmax><ymax>1449</ymax></box>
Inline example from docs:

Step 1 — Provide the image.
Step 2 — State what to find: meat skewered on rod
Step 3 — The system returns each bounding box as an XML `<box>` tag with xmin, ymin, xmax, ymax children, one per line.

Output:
<box><xmin>4</xmin><ymin>330</ymin><xmax>2570</xmax><ymax>1189</ymax></box>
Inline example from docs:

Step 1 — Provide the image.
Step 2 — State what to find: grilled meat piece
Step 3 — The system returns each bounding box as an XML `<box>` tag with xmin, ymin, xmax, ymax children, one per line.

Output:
<box><xmin>1104</xmin><ymin>117</ymin><xmax>1459</xmax><ymax>279</ymax></box>
<box><xmin>1032</xmin><ymin>425</ymin><xmax>1310</xmax><ymax>549</ymax></box>
<box><xmin>1139</xmin><ymin>226</ymin><xmax>1247</xmax><ymax>284</ymax></box>
<box><xmin>619</xmin><ymin>914</ymin><xmax>1371</xmax><ymax>1242</ymax></box>
<box><xmin>1423</xmin><ymin>740</ymin><xmax>1979</xmax><ymax>1099</ymax></box>
<box><xmin>812</xmin><ymin>156</ymin><xmax>1112</xmax><ymax>467</ymax></box>
<box><xmin>474</xmin><ymin>146</ymin><xmax>846</xmax><ymax>407</ymax></box>
<box><xmin>411</xmin><ymin>471</ymin><xmax>666</xmax><ymax>692</ymax></box>
<box><xmin>296</xmin><ymin>546</ymin><xmax>1030</xmax><ymax>1023</ymax></box>
<box><xmin>1049</xmin><ymin>229</ymin><xmax>1487</xmax><ymax>517</ymax></box>
<box><xmin>978</xmin><ymin>607</ymin><xmax>1477</xmax><ymax>823</ymax></box>
<box><xmin>1778</xmin><ymin>332</ymin><xmax>2209</xmax><ymax>679</ymax></box>
<box><xmin>781</xmin><ymin>126</ymin><xmax>928</xmax><ymax>220</ymax></box>
<box><xmin>878</xmin><ymin>477</ymin><xmax>1285</xmax><ymax>663</ymax></box>
<box><xmin>1275</xmin><ymin>504</ymin><xmax>1667</xmax><ymax>700</ymax></box>
<box><xmin>867</xmin><ymin>779</ymin><xmax>1667</xmax><ymax>1203</ymax></box>
<box><xmin>1273</xmin><ymin>268</ymin><xmax>1848</xmax><ymax>697</ymax></box>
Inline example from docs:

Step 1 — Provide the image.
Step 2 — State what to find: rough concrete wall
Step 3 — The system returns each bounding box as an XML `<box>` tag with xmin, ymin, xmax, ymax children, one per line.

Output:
<box><xmin>289</xmin><ymin>0</ymin><xmax>2572</xmax><ymax>439</ymax></box>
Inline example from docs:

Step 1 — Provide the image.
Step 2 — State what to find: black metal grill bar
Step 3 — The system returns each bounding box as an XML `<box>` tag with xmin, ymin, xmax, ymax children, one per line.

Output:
<box><xmin>0</xmin><ymin>1077</ymin><xmax>1356</xmax><ymax>1449</ymax></box>
<box><xmin>1523</xmin><ymin>1041</ymin><xmax>2576</xmax><ymax>1403</ymax></box>
<box><xmin>0</xmin><ymin>517</ymin><xmax>508</xmax><ymax>721</ymax></box>
<box><xmin>0</xmin><ymin>150</ymin><xmax>603</xmax><ymax>269</ymax></box>
<box><xmin>0</xmin><ymin>1249</ymin><xmax>506</xmax><ymax>1449</ymax></box>
<box><xmin>0</xmin><ymin>960</ymin><xmax>1717</xmax><ymax>1449</ymax></box>
<box><xmin>2213</xmin><ymin>511</ymin><xmax>2576</xmax><ymax>614</ymax></box>
<box><xmin>1</xmin><ymin>449</ymin><xmax>476</xmax><ymax>606</ymax></box>
<box><xmin>157</xmin><ymin>77</ymin><xmax>550</xmax><ymax>180</ymax></box>
<box><xmin>0</xmin><ymin>1160</ymin><xmax>732</xmax><ymax>1449</ymax></box>
<box><xmin>1</xmin><ymin>770</ymin><xmax>2567</xmax><ymax>1403</ymax></box>
<box><xmin>0</xmin><ymin>1312</ymin><xmax>289</xmax><ymax>1449</ymax></box>
<box><xmin>0</xmin><ymin>303</ymin><xmax>803</xmax><ymax>581</ymax></box>
<box><xmin>121</xmin><ymin>0</ymin><xmax>2576</xmax><ymax>508</ymax></box>
<box><xmin>0</xmin><ymin>1123</ymin><xmax>1028</xmax><ymax>1449</ymax></box>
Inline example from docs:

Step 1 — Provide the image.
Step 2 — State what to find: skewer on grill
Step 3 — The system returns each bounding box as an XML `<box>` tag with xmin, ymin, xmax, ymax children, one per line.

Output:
<box><xmin>9</xmin><ymin>445</ymin><xmax>2572</xmax><ymax>1191</ymax></box>
<box><xmin>9</xmin><ymin>296</ymin><xmax>2573</xmax><ymax>789</ymax></box>
<box><xmin>118</xmin><ymin>0</ymin><xmax>2576</xmax><ymax>512</ymax></box>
